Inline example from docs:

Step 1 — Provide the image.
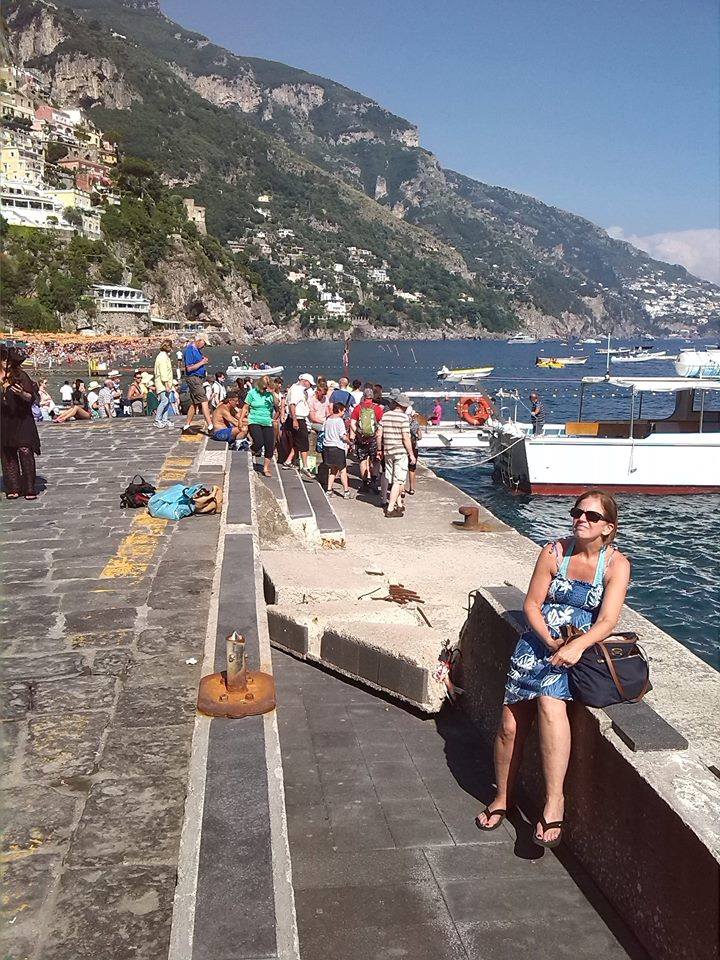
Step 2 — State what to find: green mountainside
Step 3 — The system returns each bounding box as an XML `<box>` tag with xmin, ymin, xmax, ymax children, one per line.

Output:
<box><xmin>7</xmin><ymin>0</ymin><xmax>720</xmax><ymax>337</ymax></box>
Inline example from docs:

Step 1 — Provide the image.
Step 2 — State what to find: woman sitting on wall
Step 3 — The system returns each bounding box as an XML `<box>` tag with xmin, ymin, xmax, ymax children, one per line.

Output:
<box><xmin>475</xmin><ymin>490</ymin><xmax>630</xmax><ymax>848</ymax></box>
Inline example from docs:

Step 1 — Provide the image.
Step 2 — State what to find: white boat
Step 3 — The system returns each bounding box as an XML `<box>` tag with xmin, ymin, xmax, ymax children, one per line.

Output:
<box><xmin>579</xmin><ymin>337</ymin><xmax>602</xmax><ymax>344</ymax></box>
<box><xmin>226</xmin><ymin>355</ymin><xmax>284</xmax><ymax>378</ymax></box>
<box><xmin>436</xmin><ymin>365</ymin><xmax>493</xmax><ymax>381</ymax></box>
<box><xmin>488</xmin><ymin>375</ymin><xmax>720</xmax><ymax>494</ymax></box>
<box><xmin>406</xmin><ymin>391</ymin><xmax>492</xmax><ymax>450</ymax></box>
<box><xmin>611</xmin><ymin>351</ymin><xmax>668</xmax><ymax>363</ymax></box>
<box><xmin>674</xmin><ymin>349</ymin><xmax>720</xmax><ymax>379</ymax></box>
<box><xmin>507</xmin><ymin>334</ymin><xmax>537</xmax><ymax>345</ymax></box>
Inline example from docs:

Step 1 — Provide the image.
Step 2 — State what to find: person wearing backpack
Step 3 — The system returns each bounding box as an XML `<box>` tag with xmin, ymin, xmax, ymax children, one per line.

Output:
<box><xmin>349</xmin><ymin>386</ymin><xmax>384</xmax><ymax>490</ymax></box>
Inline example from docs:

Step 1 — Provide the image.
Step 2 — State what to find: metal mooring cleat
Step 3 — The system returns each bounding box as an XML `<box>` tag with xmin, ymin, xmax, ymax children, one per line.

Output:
<box><xmin>452</xmin><ymin>505</ymin><xmax>493</xmax><ymax>531</ymax></box>
<box><xmin>197</xmin><ymin>632</ymin><xmax>276</xmax><ymax>718</ymax></box>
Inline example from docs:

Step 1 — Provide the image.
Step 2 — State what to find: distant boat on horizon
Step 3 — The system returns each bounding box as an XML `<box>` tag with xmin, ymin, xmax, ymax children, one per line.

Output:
<box><xmin>507</xmin><ymin>334</ymin><xmax>537</xmax><ymax>345</ymax></box>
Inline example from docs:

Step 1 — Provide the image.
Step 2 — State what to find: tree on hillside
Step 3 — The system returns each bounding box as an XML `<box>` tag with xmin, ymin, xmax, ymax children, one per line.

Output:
<box><xmin>63</xmin><ymin>207</ymin><xmax>84</xmax><ymax>229</ymax></box>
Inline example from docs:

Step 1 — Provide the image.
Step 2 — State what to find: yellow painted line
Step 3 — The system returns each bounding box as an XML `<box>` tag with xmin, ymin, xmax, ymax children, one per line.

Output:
<box><xmin>100</xmin><ymin>451</ymin><xmax>197</xmax><ymax>580</ymax></box>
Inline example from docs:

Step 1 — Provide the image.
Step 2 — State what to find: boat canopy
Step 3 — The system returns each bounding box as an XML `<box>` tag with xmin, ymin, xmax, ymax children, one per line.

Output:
<box><xmin>581</xmin><ymin>376</ymin><xmax>720</xmax><ymax>392</ymax></box>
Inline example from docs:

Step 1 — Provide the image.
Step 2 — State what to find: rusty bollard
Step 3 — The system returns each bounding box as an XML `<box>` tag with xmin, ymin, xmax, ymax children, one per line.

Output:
<box><xmin>452</xmin><ymin>505</ymin><xmax>492</xmax><ymax>531</ymax></box>
<box><xmin>197</xmin><ymin>632</ymin><xmax>276</xmax><ymax>718</ymax></box>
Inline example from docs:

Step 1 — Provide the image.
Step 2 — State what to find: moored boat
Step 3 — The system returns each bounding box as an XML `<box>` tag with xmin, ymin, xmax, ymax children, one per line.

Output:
<box><xmin>226</xmin><ymin>355</ymin><xmax>284</xmax><ymax>378</ymax></box>
<box><xmin>488</xmin><ymin>375</ymin><xmax>720</xmax><ymax>494</ymax></box>
<box><xmin>674</xmin><ymin>349</ymin><xmax>720</xmax><ymax>379</ymax></box>
<box><xmin>611</xmin><ymin>350</ymin><xmax>668</xmax><ymax>363</ymax></box>
<box><xmin>507</xmin><ymin>334</ymin><xmax>537</xmax><ymax>345</ymax></box>
<box><xmin>436</xmin><ymin>364</ymin><xmax>493</xmax><ymax>381</ymax></box>
<box><xmin>535</xmin><ymin>356</ymin><xmax>587</xmax><ymax>368</ymax></box>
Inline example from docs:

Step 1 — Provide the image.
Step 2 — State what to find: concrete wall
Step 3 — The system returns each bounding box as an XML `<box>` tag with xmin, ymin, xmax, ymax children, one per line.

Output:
<box><xmin>460</xmin><ymin>590</ymin><xmax>720</xmax><ymax>960</ymax></box>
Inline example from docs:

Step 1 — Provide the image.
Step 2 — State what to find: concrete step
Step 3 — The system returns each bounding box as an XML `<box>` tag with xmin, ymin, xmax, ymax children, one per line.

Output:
<box><xmin>266</xmin><ymin>601</ymin><xmax>446</xmax><ymax>712</ymax></box>
<box><xmin>263</xmin><ymin>465</ymin><xmax>345</xmax><ymax>546</ymax></box>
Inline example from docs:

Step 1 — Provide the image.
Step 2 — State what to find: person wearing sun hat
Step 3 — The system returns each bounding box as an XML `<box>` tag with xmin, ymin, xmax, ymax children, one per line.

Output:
<box><xmin>86</xmin><ymin>381</ymin><xmax>101</xmax><ymax>418</ymax></box>
<box><xmin>376</xmin><ymin>392</ymin><xmax>416</xmax><ymax>517</ymax></box>
<box><xmin>282</xmin><ymin>372</ymin><xmax>315</xmax><ymax>479</ymax></box>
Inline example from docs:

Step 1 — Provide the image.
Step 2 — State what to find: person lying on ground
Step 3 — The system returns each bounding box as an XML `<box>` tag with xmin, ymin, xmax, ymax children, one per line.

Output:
<box><xmin>211</xmin><ymin>392</ymin><xmax>247</xmax><ymax>447</ymax></box>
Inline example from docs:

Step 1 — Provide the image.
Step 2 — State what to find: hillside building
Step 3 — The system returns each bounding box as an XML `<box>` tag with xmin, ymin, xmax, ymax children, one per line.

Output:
<box><xmin>182</xmin><ymin>197</ymin><xmax>207</xmax><ymax>234</ymax></box>
<box><xmin>91</xmin><ymin>284</ymin><xmax>151</xmax><ymax>315</ymax></box>
<box><xmin>0</xmin><ymin>127</ymin><xmax>45</xmax><ymax>184</ymax></box>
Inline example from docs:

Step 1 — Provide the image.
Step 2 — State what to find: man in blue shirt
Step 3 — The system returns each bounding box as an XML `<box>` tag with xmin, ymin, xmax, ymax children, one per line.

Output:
<box><xmin>182</xmin><ymin>334</ymin><xmax>213</xmax><ymax>433</ymax></box>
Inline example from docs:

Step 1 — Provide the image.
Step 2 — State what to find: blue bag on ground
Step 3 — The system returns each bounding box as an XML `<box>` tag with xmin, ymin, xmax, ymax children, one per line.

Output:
<box><xmin>147</xmin><ymin>483</ymin><xmax>204</xmax><ymax>520</ymax></box>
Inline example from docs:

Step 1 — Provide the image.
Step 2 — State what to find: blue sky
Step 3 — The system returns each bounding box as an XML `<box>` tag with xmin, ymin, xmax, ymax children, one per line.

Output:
<box><xmin>164</xmin><ymin>0</ymin><xmax>720</xmax><ymax>280</ymax></box>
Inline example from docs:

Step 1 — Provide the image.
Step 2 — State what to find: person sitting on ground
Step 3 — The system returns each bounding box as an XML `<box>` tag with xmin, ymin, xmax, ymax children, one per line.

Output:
<box><xmin>349</xmin><ymin>386</ymin><xmax>384</xmax><ymax>490</ymax></box>
<box><xmin>55</xmin><ymin>379</ymin><xmax>91</xmax><ymax>423</ymax></box>
<box><xmin>126</xmin><ymin>373</ymin><xmax>145</xmax><ymax>416</ymax></box>
<box><xmin>210</xmin><ymin>371</ymin><xmax>227</xmax><ymax>409</ymax></box>
<box><xmin>240</xmin><ymin>375</ymin><xmax>277</xmax><ymax>477</ymax></box>
<box><xmin>476</xmin><ymin>491</ymin><xmax>630</xmax><ymax>850</ymax></box>
<box><xmin>407</xmin><ymin>407</ymin><xmax>422</xmax><ymax>495</ymax></box>
<box><xmin>181</xmin><ymin>334</ymin><xmax>213</xmax><ymax>434</ymax></box>
<box><xmin>323</xmin><ymin>401</ymin><xmax>351</xmax><ymax>498</ymax></box>
<box><xmin>210</xmin><ymin>391</ymin><xmax>247</xmax><ymax>448</ymax></box>
<box><xmin>86</xmin><ymin>381</ymin><xmax>101</xmax><ymax>419</ymax></box>
<box><xmin>59</xmin><ymin>380</ymin><xmax>73</xmax><ymax>408</ymax></box>
<box><xmin>38</xmin><ymin>380</ymin><xmax>58</xmax><ymax>420</ymax></box>
<box><xmin>97</xmin><ymin>380</ymin><xmax>116</xmax><ymax>419</ymax></box>
<box><xmin>376</xmin><ymin>393</ymin><xmax>415</xmax><ymax>518</ymax></box>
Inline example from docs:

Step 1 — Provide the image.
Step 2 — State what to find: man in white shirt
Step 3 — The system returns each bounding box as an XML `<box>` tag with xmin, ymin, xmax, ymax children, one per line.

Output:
<box><xmin>86</xmin><ymin>381</ymin><xmax>101</xmax><ymax>418</ymax></box>
<box><xmin>59</xmin><ymin>381</ymin><xmax>73</xmax><ymax>407</ymax></box>
<box><xmin>210</xmin><ymin>372</ymin><xmax>227</xmax><ymax>409</ymax></box>
<box><xmin>282</xmin><ymin>372</ymin><xmax>315</xmax><ymax>479</ymax></box>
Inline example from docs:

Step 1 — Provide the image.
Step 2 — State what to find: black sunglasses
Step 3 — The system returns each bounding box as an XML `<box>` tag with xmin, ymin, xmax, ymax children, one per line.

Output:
<box><xmin>570</xmin><ymin>507</ymin><xmax>606</xmax><ymax>523</ymax></box>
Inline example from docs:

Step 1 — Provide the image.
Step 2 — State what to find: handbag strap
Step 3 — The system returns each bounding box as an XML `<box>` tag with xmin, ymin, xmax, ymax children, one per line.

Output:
<box><xmin>597</xmin><ymin>641</ymin><xmax>650</xmax><ymax>703</ymax></box>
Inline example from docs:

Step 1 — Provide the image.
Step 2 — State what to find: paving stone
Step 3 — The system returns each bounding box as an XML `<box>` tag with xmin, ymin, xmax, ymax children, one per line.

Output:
<box><xmin>0</xmin><ymin>653</ymin><xmax>87</xmax><ymax>681</ymax></box>
<box><xmin>381</xmin><ymin>797</ymin><xmax>454</xmax><ymax>848</ymax></box>
<box><xmin>291</xmin><ymin>847</ymin><xmax>435</xmax><ymax>890</ymax></box>
<box><xmin>367</xmin><ymin>760</ymin><xmax>431</xmax><ymax>802</ymax></box>
<box><xmin>0</xmin><ymin>721</ymin><xmax>21</xmax><ymax>780</ymax></box>
<box><xmin>456</xmin><ymin>920</ymin><xmax>632</xmax><ymax>960</ymax></box>
<box><xmin>70</xmin><ymin>777</ymin><xmax>186</xmax><ymax>865</ymax></box>
<box><xmin>64</xmin><ymin>608</ymin><xmax>138</xmax><ymax>633</ymax></box>
<box><xmin>40</xmin><ymin>864</ymin><xmax>175</xmax><ymax>960</ymax></box>
<box><xmin>114</xmin><ymin>680</ymin><xmax>196</xmax><ymax>727</ymax></box>
<box><xmin>0</xmin><ymin>853</ymin><xmax>63</xmax><ymax>955</ymax></box>
<box><xmin>0</xmin><ymin>681</ymin><xmax>31</xmax><ymax>719</ymax></box>
<box><xmin>33</xmin><ymin>676</ymin><xmax>117</xmax><ymax>714</ymax></box>
<box><xmin>439</xmin><ymin>875</ymin><xmax>592</xmax><ymax>925</ymax></box>
<box><xmin>102</xmin><ymin>723</ymin><xmax>194</xmax><ymax>779</ymax></box>
<box><xmin>137</xmin><ymin>626</ymin><xmax>205</xmax><ymax>656</ymax></box>
<box><xmin>92</xmin><ymin>650</ymin><xmax>132</xmax><ymax>676</ymax></box>
<box><xmin>1</xmin><ymin>784</ymin><xmax>78</xmax><ymax>852</ymax></box>
<box><xmin>24</xmin><ymin>712</ymin><xmax>109</xmax><ymax>779</ymax></box>
<box><xmin>326</xmin><ymin>798</ymin><xmax>395</xmax><ymax>850</ymax></box>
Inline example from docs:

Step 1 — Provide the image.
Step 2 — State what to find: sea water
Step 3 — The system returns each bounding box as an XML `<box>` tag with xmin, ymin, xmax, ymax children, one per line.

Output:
<box><xmin>215</xmin><ymin>336</ymin><xmax>719</xmax><ymax>670</ymax></box>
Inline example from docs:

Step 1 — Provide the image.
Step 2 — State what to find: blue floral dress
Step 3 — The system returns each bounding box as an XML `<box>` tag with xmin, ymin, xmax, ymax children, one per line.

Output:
<box><xmin>504</xmin><ymin>539</ymin><xmax>612</xmax><ymax>704</ymax></box>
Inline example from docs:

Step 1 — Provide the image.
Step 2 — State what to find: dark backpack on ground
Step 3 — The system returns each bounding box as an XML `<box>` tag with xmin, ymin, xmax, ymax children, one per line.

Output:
<box><xmin>120</xmin><ymin>475</ymin><xmax>157</xmax><ymax>509</ymax></box>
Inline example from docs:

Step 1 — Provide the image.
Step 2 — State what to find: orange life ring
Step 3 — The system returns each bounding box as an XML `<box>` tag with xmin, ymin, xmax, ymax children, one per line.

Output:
<box><xmin>457</xmin><ymin>395</ymin><xmax>493</xmax><ymax>426</ymax></box>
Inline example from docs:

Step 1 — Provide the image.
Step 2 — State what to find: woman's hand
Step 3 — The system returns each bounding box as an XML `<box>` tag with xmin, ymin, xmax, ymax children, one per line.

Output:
<box><xmin>550</xmin><ymin>641</ymin><xmax>584</xmax><ymax>668</ymax></box>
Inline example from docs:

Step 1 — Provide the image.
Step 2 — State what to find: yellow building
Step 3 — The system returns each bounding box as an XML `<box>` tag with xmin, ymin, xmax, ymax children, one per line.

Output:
<box><xmin>0</xmin><ymin>89</ymin><xmax>35</xmax><ymax>123</ymax></box>
<box><xmin>0</xmin><ymin>128</ymin><xmax>45</xmax><ymax>183</ymax></box>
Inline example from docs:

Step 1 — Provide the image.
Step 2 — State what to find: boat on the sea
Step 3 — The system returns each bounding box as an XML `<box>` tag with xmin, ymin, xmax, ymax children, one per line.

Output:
<box><xmin>579</xmin><ymin>337</ymin><xmax>602</xmax><ymax>344</ymax></box>
<box><xmin>436</xmin><ymin>365</ymin><xmax>493</xmax><ymax>381</ymax></box>
<box><xmin>226</xmin><ymin>355</ymin><xmax>284</xmax><ymax>378</ymax></box>
<box><xmin>488</xmin><ymin>375</ymin><xmax>720</xmax><ymax>494</ymax></box>
<box><xmin>507</xmin><ymin>334</ymin><xmax>537</xmax><ymax>345</ymax></box>
<box><xmin>611</xmin><ymin>350</ymin><xmax>668</xmax><ymax>364</ymax></box>
<box><xmin>535</xmin><ymin>356</ymin><xmax>588</xmax><ymax>368</ymax></box>
<box><xmin>674</xmin><ymin>349</ymin><xmax>720</xmax><ymax>379</ymax></box>
<box><xmin>405</xmin><ymin>391</ymin><xmax>492</xmax><ymax>450</ymax></box>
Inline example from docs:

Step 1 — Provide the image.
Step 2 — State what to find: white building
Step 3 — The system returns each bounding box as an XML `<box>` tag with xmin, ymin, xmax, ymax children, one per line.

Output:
<box><xmin>333</xmin><ymin>263</ymin><xmax>344</xmax><ymax>273</ymax></box>
<box><xmin>326</xmin><ymin>299</ymin><xmax>348</xmax><ymax>317</ymax></box>
<box><xmin>0</xmin><ymin>179</ymin><xmax>101</xmax><ymax>237</ymax></box>
<box><xmin>369</xmin><ymin>268</ymin><xmax>389</xmax><ymax>283</ymax></box>
<box><xmin>91</xmin><ymin>285</ymin><xmax>151</xmax><ymax>314</ymax></box>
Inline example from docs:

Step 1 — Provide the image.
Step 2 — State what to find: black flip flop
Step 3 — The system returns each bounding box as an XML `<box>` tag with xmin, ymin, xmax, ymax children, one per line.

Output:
<box><xmin>533</xmin><ymin>815</ymin><xmax>564</xmax><ymax>849</ymax></box>
<box><xmin>475</xmin><ymin>807</ymin><xmax>507</xmax><ymax>831</ymax></box>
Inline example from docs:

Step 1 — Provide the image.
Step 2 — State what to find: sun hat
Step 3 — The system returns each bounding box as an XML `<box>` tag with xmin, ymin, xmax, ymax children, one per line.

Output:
<box><xmin>327</xmin><ymin>379</ymin><xmax>339</xmax><ymax>389</ymax></box>
<box><xmin>299</xmin><ymin>372</ymin><xmax>316</xmax><ymax>386</ymax></box>
<box><xmin>109</xmin><ymin>370</ymin><xmax>120</xmax><ymax>377</ymax></box>
<box><xmin>395</xmin><ymin>393</ymin><xmax>411</xmax><ymax>408</ymax></box>
<box><xmin>88</xmin><ymin>381</ymin><xmax>100</xmax><ymax>389</ymax></box>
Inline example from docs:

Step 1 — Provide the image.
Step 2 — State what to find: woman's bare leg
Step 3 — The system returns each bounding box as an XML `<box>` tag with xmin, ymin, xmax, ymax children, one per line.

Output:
<box><xmin>536</xmin><ymin>696</ymin><xmax>571</xmax><ymax>843</ymax></box>
<box><xmin>339</xmin><ymin>466</ymin><xmax>349</xmax><ymax>492</ymax></box>
<box><xmin>477</xmin><ymin>701</ymin><xmax>535</xmax><ymax>825</ymax></box>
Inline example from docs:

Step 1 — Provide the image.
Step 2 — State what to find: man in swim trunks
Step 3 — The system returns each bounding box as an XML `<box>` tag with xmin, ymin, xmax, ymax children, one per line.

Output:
<box><xmin>210</xmin><ymin>392</ymin><xmax>247</xmax><ymax>447</ymax></box>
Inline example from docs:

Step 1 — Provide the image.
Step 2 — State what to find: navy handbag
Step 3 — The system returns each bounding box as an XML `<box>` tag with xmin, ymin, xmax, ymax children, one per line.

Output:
<box><xmin>568</xmin><ymin>631</ymin><xmax>651</xmax><ymax>708</ymax></box>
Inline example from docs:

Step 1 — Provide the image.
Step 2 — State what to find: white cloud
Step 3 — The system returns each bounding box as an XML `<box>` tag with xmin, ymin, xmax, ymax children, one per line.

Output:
<box><xmin>606</xmin><ymin>226</ymin><xmax>720</xmax><ymax>285</ymax></box>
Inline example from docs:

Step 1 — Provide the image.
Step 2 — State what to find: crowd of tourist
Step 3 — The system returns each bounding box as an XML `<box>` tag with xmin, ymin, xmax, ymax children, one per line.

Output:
<box><xmin>1</xmin><ymin>333</ymin><xmax>431</xmax><ymax>516</ymax></box>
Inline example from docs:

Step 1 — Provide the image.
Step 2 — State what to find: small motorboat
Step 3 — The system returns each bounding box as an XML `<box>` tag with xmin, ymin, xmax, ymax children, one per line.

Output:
<box><xmin>535</xmin><ymin>358</ymin><xmax>565</xmax><ymax>369</ymax></box>
<box><xmin>437</xmin><ymin>365</ymin><xmax>493</xmax><ymax>381</ymax></box>
<box><xmin>557</xmin><ymin>356</ymin><xmax>588</xmax><ymax>366</ymax></box>
<box><xmin>611</xmin><ymin>351</ymin><xmax>668</xmax><ymax>364</ymax></box>
<box><xmin>579</xmin><ymin>337</ymin><xmax>601</xmax><ymax>344</ymax></box>
<box><xmin>507</xmin><ymin>334</ymin><xmax>537</xmax><ymax>345</ymax></box>
<box><xmin>226</xmin><ymin>355</ymin><xmax>284</xmax><ymax>378</ymax></box>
